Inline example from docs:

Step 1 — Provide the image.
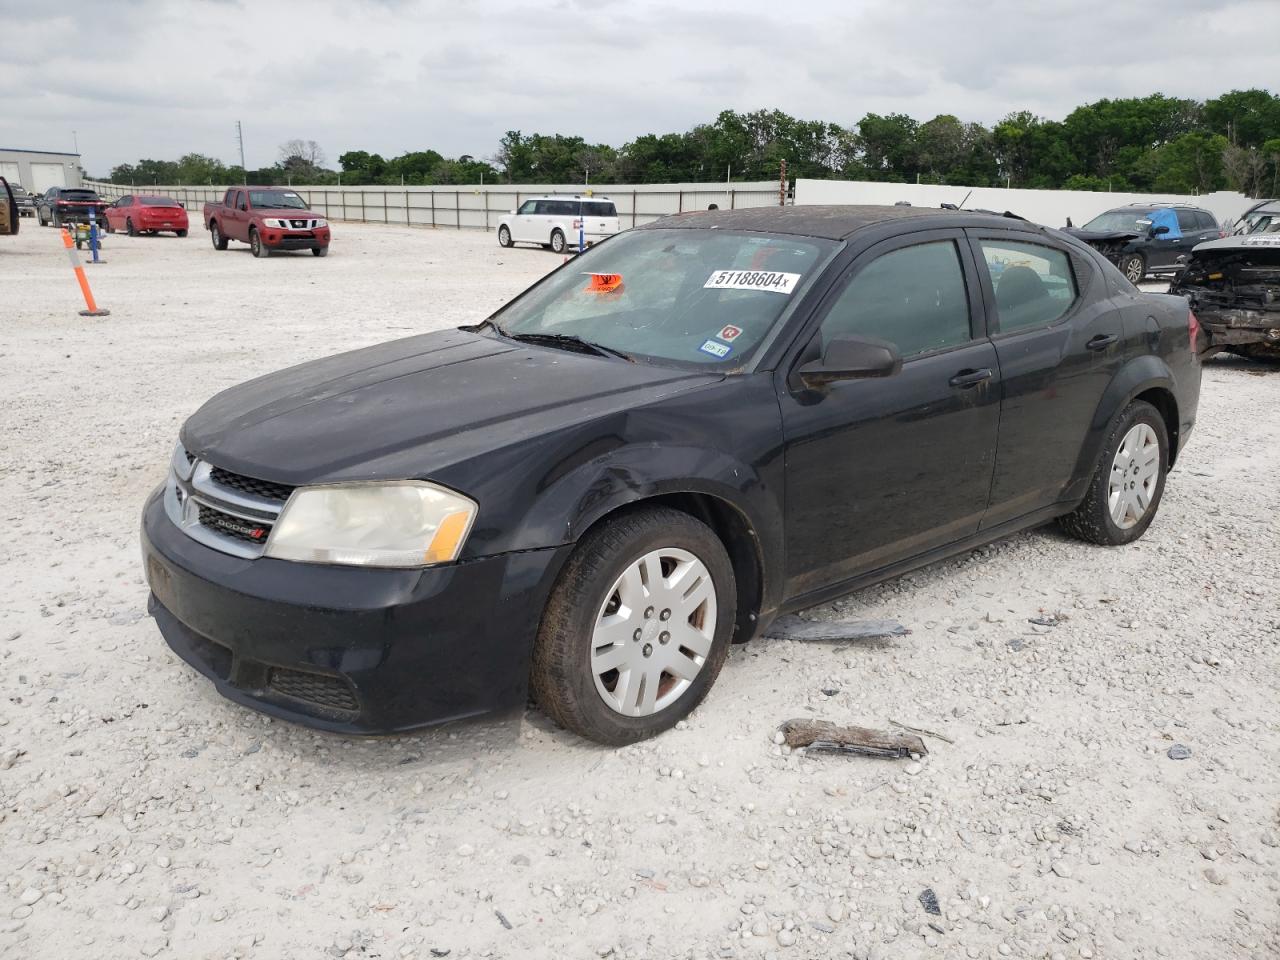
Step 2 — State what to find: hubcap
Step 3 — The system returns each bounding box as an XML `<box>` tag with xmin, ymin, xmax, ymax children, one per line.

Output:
<box><xmin>590</xmin><ymin>547</ymin><xmax>716</xmax><ymax>718</ymax></box>
<box><xmin>1125</xmin><ymin>259</ymin><xmax>1142</xmax><ymax>283</ymax></box>
<box><xmin>1108</xmin><ymin>423</ymin><xmax>1160</xmax><ymax>529</ymax></box>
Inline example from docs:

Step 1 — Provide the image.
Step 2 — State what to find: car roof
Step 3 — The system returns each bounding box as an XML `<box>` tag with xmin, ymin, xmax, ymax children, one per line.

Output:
<box><xmin>639</xmin><ymin>204</ymin><xmax>1026</xmax><ymax>240</ymax></box>
<box><xmin>525</xmin><ymin>195</ymin><xmax>613</xmax><ymax>202</ymax></box>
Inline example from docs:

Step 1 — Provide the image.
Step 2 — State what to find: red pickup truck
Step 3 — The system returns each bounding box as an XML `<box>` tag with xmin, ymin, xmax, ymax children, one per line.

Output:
<box><xmin>202</xmin><ymin>187</ymin><xmax>331</xmax><ymax>258</ymax></box>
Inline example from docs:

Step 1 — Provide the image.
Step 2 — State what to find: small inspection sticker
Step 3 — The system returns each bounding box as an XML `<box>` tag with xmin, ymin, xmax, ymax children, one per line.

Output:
<box><xmin>704</xmin><ymin>269</ymin><xmax>801</xmax><ymax>294</ymax></box>
<box><xmin>699</xmin><ymin>339</ymin><xmax>732</xmax><ymax>358</ymax></box>
<box><xmin>717</xmin><ymin>324</ymin><xmax>743</xmax><ymax>342</ymax></box>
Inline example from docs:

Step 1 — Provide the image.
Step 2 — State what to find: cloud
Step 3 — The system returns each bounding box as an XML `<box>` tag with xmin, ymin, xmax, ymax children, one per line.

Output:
<box><xmin>0</xmin><ymin>0</ymin><xmax>1276</xmax><ymax>174</ymax></box>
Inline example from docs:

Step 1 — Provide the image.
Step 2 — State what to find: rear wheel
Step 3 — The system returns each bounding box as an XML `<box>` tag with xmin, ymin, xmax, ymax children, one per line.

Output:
<box><xmin>530</xmin><ymin>507</ymin><xmax>736</xmax><ymax>745</ymax></box>
<box><xmin>210</xmin><ymin>222</ymin><xmax>228</xmax><ymax>250</ymax></box>
<box><xmin>176</xmin><ymin>229</ymin><xmax>187</xmax><ymax>238</ymax></box>
<box><xmin>497</xmin><ymin>224</ymin><xmax>512</xmax><ymax>248</ymax></box>
<box><xmin>250</xmin><ymin>228</ymin><xmax>270</xmax><ymax>258</ymax></box>
<box><xmin>1059</xmin><ymin>400</ymin><xmax>1167</xmax><ymax>546</ymax></box>
<box><xmin>550</xmin><ymin>228</ymin><xmax>566</xmax><ymax>254</ymax></box>
<box><xmin>1120</xmin><ymin>253</ymin><xmax>1145</xmax><ymax>284</ymax></box>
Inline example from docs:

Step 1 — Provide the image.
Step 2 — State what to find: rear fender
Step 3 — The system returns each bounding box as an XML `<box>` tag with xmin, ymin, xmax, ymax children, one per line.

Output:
<box><xmin>1065</xmin><ymin>355</ymin><xmax>1175</xmax><ymax>500</ymax></box>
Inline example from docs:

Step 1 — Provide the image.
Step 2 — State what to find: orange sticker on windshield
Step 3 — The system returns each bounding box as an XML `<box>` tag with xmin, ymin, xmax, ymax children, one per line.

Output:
<box><xmin>585</xmin><ymin>273</ymin><xmax>624</xmax><ymax>293</ymax></box>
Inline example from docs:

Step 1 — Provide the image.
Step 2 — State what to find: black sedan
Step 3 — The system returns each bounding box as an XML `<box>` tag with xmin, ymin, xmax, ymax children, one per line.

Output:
<box><xmin>141</xmin><ymin>206</ymin><xmax>1202</xmax><ymax>745</ymax></box>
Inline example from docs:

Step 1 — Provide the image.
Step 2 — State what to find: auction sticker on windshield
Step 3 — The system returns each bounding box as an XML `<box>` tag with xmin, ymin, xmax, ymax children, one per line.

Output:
<box><xmin>704</xmin><ymin>270</ymin><xmax>801</xmax><ymax>294</ymax></box>
<box><xmin>699</xmin><ymin>339</ymin><xmax>732</xmax><ymax>358</ymax></box>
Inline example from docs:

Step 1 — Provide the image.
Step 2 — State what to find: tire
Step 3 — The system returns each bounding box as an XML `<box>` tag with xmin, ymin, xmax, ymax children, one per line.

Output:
<box><xmin>52</xmin><ymin>211</ymin><xmax>62</xmax><ymax>228</ymax></box>
<box><xmin>250</xmin><ymin>228</ymin><xmax>269</xmax><ymax>258</ymax></box>
<box><xmin>497</xmin><ymin>224</ymin><xmax>513</xmax><ymax>248</ymax></box>
<box><xmin>550</xmin><ymin>228</ymin><xmax>566</xmax><ymax>254</ymax></box>
<box><xmin>1119</xmin><ymin>253</ymin><xmax>1146</xmax><ymax>285</ymax></box>
<box><xmin>311</xmin><ymin>246</ymin><xmax>328</xmax><ymax>257</ymax></box>
<box><xmin>1058</xmin><ymin>400</ymin><xmax>1168</xmax><ymax>546</ymax></box>
<box><xmin>37</xmin><ymin>208</ymin><xmax>46</xmax><ymax>226</ymax></box>
<box><xmin>530</xmin><ymin>507</ymin><xmax>736</xmax><ymax>745</ymax></box>
<box><xmin>176</xmin><ymin>229</ymin><xmax>187</xmax><ymax>238</ymax></box>
<box><xmin>210</xmin><ymin>222</ymin><xmax>228</xmax><ymax>250</ymax></box>
<box><xmin>126</xmin><ymin>218</ymin><xmax>137</xmax><ymax>237</ymax></box>
<box><xmin>103</xmin><ymin>217</ymin><xmax>114</xmax><ymax>235</ymax></box>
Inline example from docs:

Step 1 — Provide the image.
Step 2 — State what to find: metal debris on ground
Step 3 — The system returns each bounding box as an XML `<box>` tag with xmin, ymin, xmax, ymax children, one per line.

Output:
<box><xmin>1029</xmin><ymin>614</ymin><xmax>1067</xmax><ymax>627</ymax></box>
<box><xmin>889</xmin><ymin>719</ymin><xmax>955</xmax><ymax>745</ymax></box>
<box><xmin>1168</xmin><ymin>744</ymin><xmax>1193</xmax><ymax>760</ymax></box>
<box><xmin>778</xmin><ymin>719</ymin><xmax>926</xmax><ymax>759</ymax></box>
<box><xmin>494</xmin><ymin>910</ymin><xmax>512</xmax><ymax>930</ymax></box>
<box><xmin>766</xmin><ymin>615</ymin><xmax>910</xmax><ymax>642</ymax></box>
<box><xmin>919</xmin><ymin>888</ymin><xmax>941</xmax><ymax>915</ymax></box>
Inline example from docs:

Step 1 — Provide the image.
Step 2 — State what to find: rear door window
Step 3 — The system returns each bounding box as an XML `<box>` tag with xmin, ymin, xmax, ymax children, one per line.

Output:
<box><xmin>1175</xmin><ymin>210</ymin><xmax>1199</xmax><ymax>232</ymax></box>
<box><xmin>819</xmin><ymin>240</ymin><xmax>973</xmax><ymax>357</ymax></box>
<box><xmin>977</xmin><ymin>239</ymin><xmax>1078</xmax><ymax>333</ymax></box>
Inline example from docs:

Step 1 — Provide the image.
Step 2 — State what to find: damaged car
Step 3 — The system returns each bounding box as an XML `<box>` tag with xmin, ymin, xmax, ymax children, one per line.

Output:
<box><xmin>141</xmin><ymin>205</ymin><xmax>1201</xmax><ymax>745</ymax></box>
<box><xmin>1172</xmin><ymin>234</ymin><xmax>1280</xmax><ymax>363</ymax></box>
<box><xmin>1066</xmin><ymin>203</ymin><xmax>1222</xmax><ymax>284</ymax></box>
<box><xmin>1230</xmin><ymin>199</ymin><xmax>1280</xmax><ymax>236</ymax></box>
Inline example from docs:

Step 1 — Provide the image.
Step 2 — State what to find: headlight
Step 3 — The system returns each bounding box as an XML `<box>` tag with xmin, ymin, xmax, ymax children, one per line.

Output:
<box><xmin>262</xmin><ymin>218</ymin><xmax>288</xmax><ymax>229</ymax></box>
<box><xmin>314</xmin><ymin>218</ymin><xmax>328</xmax><ymax>228</ymax></box>
<box><xmin>264</xmin><ymin>481</ymin><xmax>477</xmax><ymax>568</ymax></box>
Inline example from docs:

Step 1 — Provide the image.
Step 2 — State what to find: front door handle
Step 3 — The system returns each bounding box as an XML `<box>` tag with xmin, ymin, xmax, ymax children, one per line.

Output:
<box><xmin>1087</xmin><ymin>334</ymin><xmax>1119</xmax><ymax>351</ymax></box>
<box><xmin>949</xmin><ymin>368</ymin><xmax>992</xmax><ymax>389</ymax></box>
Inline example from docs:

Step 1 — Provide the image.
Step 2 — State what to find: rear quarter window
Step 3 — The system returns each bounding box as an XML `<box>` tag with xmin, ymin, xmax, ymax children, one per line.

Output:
<box><xmin>582</xmin><ymin>201</ymin><xmax>616</xmax><ymax>217</ymax></box>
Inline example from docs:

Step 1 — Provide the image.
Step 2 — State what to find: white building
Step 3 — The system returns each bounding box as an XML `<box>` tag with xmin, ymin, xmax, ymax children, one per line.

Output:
<box><xmin>0</xmin><ymin>148</ymin><xmax>83</xmax><ymax>192</ymax></box>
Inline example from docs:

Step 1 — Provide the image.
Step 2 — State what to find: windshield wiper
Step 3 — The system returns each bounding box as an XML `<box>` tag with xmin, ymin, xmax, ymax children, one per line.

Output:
<box><xmin>506</xmin><ymin>332</ymin><xmax>633</xmax><ymax>362</ymax></box>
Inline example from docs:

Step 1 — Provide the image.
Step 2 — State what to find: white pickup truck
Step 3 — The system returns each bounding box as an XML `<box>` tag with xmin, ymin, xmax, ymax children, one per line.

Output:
<box><xmin>497</xmin><ymin>196</ymin><xmax>620</xmax><ymax>254</ymax></box>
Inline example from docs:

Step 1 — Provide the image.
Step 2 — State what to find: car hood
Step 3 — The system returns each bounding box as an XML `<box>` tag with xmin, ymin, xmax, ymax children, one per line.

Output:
<box><xmin>182</xmin><ymin>329</ymin><xmax>721</xmax><ymax>485</ymax></box>
<box><xmin>1189</xmin><ymin>235</ymin><xmax>1280</xmax><ymax>255</ymax></box>
<box><xmin>255</xmin><ymin>207</ymin><xmax>323</xmax><ymax>218</ymax></box>
<box><xmin>1063</xmin><ymin>227</ymin><xmax>1142</xmax><ymax>243</ymax></box>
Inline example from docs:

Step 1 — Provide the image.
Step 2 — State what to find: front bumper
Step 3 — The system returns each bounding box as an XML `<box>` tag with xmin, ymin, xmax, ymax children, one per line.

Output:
<box><xmin>262</xmin><ymin>227</ymin><xmax>331</xmax><ymax>249</ymax></box>
<box><xmin>141</xmin><ymin>488</ymin><xmax>570</xmax><ymax>734</ymax></box>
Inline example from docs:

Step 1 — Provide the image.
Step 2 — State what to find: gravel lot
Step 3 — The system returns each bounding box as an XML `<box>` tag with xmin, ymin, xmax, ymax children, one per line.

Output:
<box><xmin>2</xmin><ymin>221</ymin><xmax>1278</xmax><ymax>960</ymax></box>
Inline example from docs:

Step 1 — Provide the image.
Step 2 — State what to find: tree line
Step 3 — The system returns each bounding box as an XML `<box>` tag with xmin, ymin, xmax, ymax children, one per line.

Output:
<box><xmin>103</xmin><ymin>88</ymin><xmax>1280</xmax><ymax>197</ymax></box>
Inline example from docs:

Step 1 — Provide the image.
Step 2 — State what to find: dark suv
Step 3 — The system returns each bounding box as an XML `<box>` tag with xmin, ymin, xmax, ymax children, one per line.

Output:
<box><xmin>36</xmin><ymin>186</ymin><xmax>108</xmax><ymax>227</ymax></box>
<box><xmin>1067</xmin><ymin>204</ymin><xmax>1223</xmax><ymax>284</ymax></box>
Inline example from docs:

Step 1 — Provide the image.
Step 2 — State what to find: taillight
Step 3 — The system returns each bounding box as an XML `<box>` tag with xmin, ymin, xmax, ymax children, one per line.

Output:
<box><xmin>1188</xmin><ymin>309</ymin><xmax>1201</xmax><ymax>359</ymax></box>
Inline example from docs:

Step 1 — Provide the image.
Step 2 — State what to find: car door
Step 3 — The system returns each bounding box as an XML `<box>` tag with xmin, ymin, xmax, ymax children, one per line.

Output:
<box><xmin>1142</xmin><ymin>208</ymin><xmax>1186</xmax><ymax>271</ymax></box>
<box><xmin>779</xmin><ymin>229</ymin><xmax>1001</xmax><ymax>599</ymax></box>
<box><xmin>966</xmin><ymin>231</ymin><xmax>1126</xmax><ymax>528</ymax></box>
<box><xmin>110</xmin><ymin>196</ymin><xmax>129</xmax><ymax>230</ymax></box>
<box><xmin>511</xmin><ymin>199</ymin><xmax>539</xmax><ymax>242</ymax></box>
<box><xmin>227</xmin><ymin>190</ymin><xmax>248</xmax><ymax>241</ymax></box>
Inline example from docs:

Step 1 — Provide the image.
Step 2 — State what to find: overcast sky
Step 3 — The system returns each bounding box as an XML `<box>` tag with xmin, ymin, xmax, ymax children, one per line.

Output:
<box><xmin>2</xmin><ymin>0</ymin><xmax>1277</xmax><ymax>175</ymax></box>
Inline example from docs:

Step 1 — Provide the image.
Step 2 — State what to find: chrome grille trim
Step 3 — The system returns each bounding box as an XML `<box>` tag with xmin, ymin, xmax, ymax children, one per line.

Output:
<box><xmin>165</xmin><ymin>443</ymin><xmax>287</xmax><ymax>559</ymax></box>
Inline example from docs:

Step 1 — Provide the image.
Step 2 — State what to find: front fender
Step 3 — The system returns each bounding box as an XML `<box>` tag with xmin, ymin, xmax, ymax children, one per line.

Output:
<box><xmin>1066</xmin><ymin>354</ymin><xmax>1175</xmax><ymax>498</ymax></box>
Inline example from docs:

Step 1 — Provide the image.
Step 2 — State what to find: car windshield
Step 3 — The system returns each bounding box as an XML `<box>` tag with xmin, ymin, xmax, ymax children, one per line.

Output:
<box><xmin>1081</xmin><ymin>210</ymin><xmax>1156</xmax><ymax>233</ymax></box>
<box><xmin>140</xmin><ymin>196</ymin><xmax>180</xmax><ymax>206</ymax></box>
<box><xmin>492</xmin><ymin>228</ymin><xmax>837</xmax><ymax>368</ymax></box>
<box><xmin>249</xmin><ymin>190</ymin><xmax>308</xmax><ymax>210</ymax></box>
<box><xmin>1235</xmin><ymin>210</ymin><xmax>1280</xmax><ymax>235</ymax></box>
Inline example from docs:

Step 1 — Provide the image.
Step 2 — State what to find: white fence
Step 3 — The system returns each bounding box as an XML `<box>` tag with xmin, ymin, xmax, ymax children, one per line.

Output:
<box><xmin>83</xmin><ymin>180</ymin><xmax>783</xmax><ymax>231</ymax></box>
<box><xmin>793</xmin><ymin>179</ymin><xmax>1254</xmax><ymax>231</ymax></box>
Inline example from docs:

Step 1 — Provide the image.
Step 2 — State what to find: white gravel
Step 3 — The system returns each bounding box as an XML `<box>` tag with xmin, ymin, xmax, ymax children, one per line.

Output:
<box><xmin>2</xmin><ymin>221</ymin><xmax>1278</xmax><ymax>960</ymax></box>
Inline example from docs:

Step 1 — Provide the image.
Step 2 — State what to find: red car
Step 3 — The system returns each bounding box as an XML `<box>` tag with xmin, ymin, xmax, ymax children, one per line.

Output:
<box><xmin>104</xmin><ymin>195</ymin><xmax>190</xmax><ymax>237</ymax></box>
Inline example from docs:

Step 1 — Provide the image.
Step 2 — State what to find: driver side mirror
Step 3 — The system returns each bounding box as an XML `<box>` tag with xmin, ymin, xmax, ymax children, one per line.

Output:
<box><xmin>1151</xmin><ymin>224</ymin><xmax>1170</xmax><ymax>238</ymax></box>
<box><xmin>798</xmin><ymin>335</ymin><xmax>902</xmax><ymax>389</ymax></box>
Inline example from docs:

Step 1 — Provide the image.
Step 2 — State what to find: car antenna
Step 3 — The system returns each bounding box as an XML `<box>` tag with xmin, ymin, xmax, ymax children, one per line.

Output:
<box><xmin>957</xmin><ymin>190</ymin><xmax>973</xmax><ymax>210</ymax></box>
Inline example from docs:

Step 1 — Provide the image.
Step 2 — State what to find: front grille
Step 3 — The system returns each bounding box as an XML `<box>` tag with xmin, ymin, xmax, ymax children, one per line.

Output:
<box><xmin>197</xmin><ymin>504</ymin><xmax>272</xmax><ymax>544</ymax></box>
<box><xmin>209</xmin><ymin>467</ymin><xmax>294</xmax><ymax>503</ymax></box>
<box><xmin>289</xmin><ymin>219</ymin><xmax>308</xmax><ymax>228</ymax></box>
<box><xmin>268</xmin><ymin>667</ymin><xmax>359</xmax><ymax>713</ymax></box>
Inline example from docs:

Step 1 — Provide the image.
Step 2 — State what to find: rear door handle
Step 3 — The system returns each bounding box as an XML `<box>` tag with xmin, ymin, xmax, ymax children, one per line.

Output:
<box><xmin>949</xmin><ymin>368</ymin><xmax>992</xmax><ymax>388</ymax></box>
<box><xmin>1087</xmin><ymin>334</ymin><xmax>1119</xmax><ymax>351</ymax></box>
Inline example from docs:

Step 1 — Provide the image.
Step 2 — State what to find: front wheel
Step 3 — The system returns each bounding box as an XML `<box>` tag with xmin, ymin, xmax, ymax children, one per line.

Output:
<box><xmin>176</xmin><ymin>229</ymin><xmax>187</xmax><ymax>238</ymax></box>
<box><xmin>250</xmin><ymin>228</ymin><xmax>270</xmax><ymax>258</ymax></box>
<box><xmin>1059</xmin><ymin>400</ymin><xmax>1168</xmax><ymax>546</ymax></box>
<box><xmin>530</xmin><ymin>507</ymin><xmax>736</xmax><ymax>745</ymax></box>
<box><xmin>1119</xmin><ymin>253</ymin><xmax>1146</xmax><ymax>285</ymax></box>
<box><xmin>311</xmin><ymin>246</ymin><xmax>328</xmax><ymax>257</ymax></box>
<box><xmin>126</xmin><ymin>218</ymin><xmax>137</xmax><ymax>237</ymax></box>
<box><xmin>497</xmin><ymin>224</ymin><xmax>513</xmax><ymax>248</ymax></box>
<box><xmin>103</xmin><ymin>217</ymin><xmax>114</xmax><ymax>234</ymax></box>
<box><xmin>550</xmin><ymin>228</ymin><xmax>566</xmax><ymax>254</ymax></box>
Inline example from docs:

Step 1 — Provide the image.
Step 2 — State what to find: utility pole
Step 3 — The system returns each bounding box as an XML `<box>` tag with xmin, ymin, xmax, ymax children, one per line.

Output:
<box><xmin>72</xmin><ymin>130</ymin><xmax>79</xmax><ymax>154</ymax></box>
<box><xmin>778</xmin><ymin>159</ymin><xmax>787</xmax><ymax>207</ymax></box>
<box><xmin>236</xmin><ymin>121</ymin><xmax>247</xmax><ymax>184</ymax></box>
